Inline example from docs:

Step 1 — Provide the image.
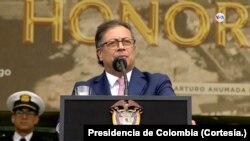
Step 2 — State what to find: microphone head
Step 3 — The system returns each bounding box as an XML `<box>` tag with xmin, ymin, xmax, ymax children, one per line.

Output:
<box><xmin>112</xmin><ymin>58</ymin><xmax>127</xmax><ymax>72</ymax></box>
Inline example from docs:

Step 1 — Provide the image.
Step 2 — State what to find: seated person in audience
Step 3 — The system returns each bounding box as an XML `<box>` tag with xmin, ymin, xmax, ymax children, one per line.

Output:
<box><xmin>0</xmin><ymin>91</ymin><xmax>54</xmax><ymax>141</ymax></box>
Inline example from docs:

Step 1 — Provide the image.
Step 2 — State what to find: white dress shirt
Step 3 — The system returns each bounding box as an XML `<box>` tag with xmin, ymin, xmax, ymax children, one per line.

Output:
<box><xmin>13</xmin><ymin>131</ymin><xmax>33</xmax><ymax>141</ymax></box>
<box><xmin>105</xmin><ymin>70</ymin><xmax>132</xmax><ymax>96</ymax></box>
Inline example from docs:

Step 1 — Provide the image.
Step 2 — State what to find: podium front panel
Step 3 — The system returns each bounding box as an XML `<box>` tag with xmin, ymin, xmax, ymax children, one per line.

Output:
<box><xmin>59</xmin><ymin>96</ymin><xmax>192</xmax><ymax>141</ymax></box>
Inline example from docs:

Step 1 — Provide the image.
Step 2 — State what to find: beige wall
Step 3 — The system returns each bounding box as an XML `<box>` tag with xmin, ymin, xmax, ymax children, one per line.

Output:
<box><xmin>0</xmin><ymin>0</ymin><xmax>250</xmax><ymax>116</ymax></box>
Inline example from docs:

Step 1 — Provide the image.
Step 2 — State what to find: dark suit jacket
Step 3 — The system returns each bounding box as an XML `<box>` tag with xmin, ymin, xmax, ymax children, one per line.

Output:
<box><xmin>72</xmin><ymin>67</ymin><xmax>176</xmax><ymax>96</ymax></box>
<box><xmin>0</xmin><ymin>132</ymin><xmax>54</xmax><ymax>141</ymax></box>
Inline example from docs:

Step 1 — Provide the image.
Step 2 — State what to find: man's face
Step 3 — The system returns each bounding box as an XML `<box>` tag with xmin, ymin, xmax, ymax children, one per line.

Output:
<box><xmin>97</xmin><ymin>25</ymin><xmax>136</xmax><ymax>75</ymax></box>
<box><xmin>11</xmin><ymin>107</ymin><xmax>39</xmax><ymax>133</ymax></box>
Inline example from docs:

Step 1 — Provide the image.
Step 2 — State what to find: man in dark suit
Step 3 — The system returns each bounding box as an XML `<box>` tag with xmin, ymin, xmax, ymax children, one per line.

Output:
<box><xmin>64</xmin><ymin>20</ymin><xmax>195</xmax><ymax>131</ymax></box>
<box><xmin>72</xmin><ymin>20</ymin><xmax>176</xmax><ymax>96</ymax></box>
<box><xmin>0</xmin><ymin>91</ymin><xmax>53</xmax><ymax>141</ymax></box>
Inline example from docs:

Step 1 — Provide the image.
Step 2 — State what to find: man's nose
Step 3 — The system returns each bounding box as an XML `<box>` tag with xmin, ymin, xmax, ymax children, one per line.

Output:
<box><xmin>117</xmin><ymin>41</ymin><xmax>125</xmax><ymax>49</ymax></box>
<box><xmin>21</xmin><ymin>114</ymin><xmax>28</xmax><ymax>118</ymax></box>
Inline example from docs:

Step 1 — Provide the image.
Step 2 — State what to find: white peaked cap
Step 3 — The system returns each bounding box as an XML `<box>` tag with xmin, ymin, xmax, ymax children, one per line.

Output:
<box><xmin>6</xmin><ymin>91</ymin><xmax>45</xmax><ymax>116</ymax></box>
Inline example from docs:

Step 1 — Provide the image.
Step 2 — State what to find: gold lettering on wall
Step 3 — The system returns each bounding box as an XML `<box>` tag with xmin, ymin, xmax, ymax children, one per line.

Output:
<box><xmin>22</xmin><ymin>0</ymin><xmax>249</xmax><ymax>48</ymax></box>
<box><xmin>216</xmin><ymin>2</ymin><xmax>249</xmax><ymax>48</ymax></box>
<box><xmin>120</xmin><ymin>0</ymin><xmax>158</xmax><ymax>46</ymax></box>
<box><xmin>164</xmin><ymin>1</ymin><xmax>210</xmax><ymax>47</ymax></box>
<box><xmin>23</xmin><ymin>0</ymin><xmax>63</xmax><ymax>44</ymax></box>
<box><xmin>69</xmin><ymin>0</ymin><xmax>113</xmax><ymax>44</ymax></box>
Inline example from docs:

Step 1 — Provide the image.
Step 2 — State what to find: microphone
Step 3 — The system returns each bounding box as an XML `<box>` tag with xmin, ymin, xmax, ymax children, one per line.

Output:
<box><xmin>112</xmin><ymin>58</ymin><xmax>129</xmax><ymax>96</ymax></box>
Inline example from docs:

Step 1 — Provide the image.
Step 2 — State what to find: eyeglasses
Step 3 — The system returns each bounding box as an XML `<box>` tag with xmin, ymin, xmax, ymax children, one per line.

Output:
<box><xmin>100</xmin><ymin>38</ymin><xmax>136</xmax><ymax>49</ymax></box>
<box><xmin>14</xmin><ymin>109</ymin><xmax>36</xmax><ymax>116</ymax></box>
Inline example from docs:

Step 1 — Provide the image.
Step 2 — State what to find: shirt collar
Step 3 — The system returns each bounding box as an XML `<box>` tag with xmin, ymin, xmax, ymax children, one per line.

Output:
<box><xmin>105</xmin><ymin>70</ymin><xmax>132</xmax><ymax>88</ymax></box>
<box><xmin>13</xmin><ymin>131</ymin><xmax>33</xmax><ymax>141</ymax></box>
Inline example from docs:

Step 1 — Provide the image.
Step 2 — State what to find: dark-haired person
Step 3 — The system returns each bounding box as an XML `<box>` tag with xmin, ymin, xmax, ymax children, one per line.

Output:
<box><xmin>70</xmin><ymin>20</ymin><xmax>196</xmax><ymax>125</ymax></box>
<box><xmin>0</xmin><ymin>91</ymin><xmax>54</xmax><ymax>141</ymax></box>
<box><xmin>72</xmin><ymin>20</ymin><xmax>175</xmax><ymax>96</ymax></box>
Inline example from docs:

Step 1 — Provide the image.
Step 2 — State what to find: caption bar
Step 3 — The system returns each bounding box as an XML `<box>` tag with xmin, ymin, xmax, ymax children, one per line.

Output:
<box><xmin>84</xmin><ymin>125</ymin><xmax>249</xmax><ymax>140</ymax></box>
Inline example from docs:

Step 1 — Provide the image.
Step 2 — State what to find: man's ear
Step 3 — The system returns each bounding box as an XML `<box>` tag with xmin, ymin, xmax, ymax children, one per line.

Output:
<box><xmin>11</xmin><ymin>115</ymin><xmax>15</xmax><ymax>124</ymax></box>
<box><xmin>34</xmin><ymin>116</ymin><xmax>40</xmax><ymax>125</ymax></box>
<box><xmin>96</xmin><ymin>48</ymin><xmax>103</xmax><ymax>61</ymax></box>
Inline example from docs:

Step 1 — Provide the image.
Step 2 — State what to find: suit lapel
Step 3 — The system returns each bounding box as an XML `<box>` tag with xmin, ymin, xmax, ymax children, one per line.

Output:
<box><xmin>128</xmin><ymin>68</ymin><xmax>147</xmax><ymax>95</ymax></box>
<box><xmin>30</xmin><ymin>133</ymin><xmax>38</xmax><ymax>141</ymax></box>
<box><xmin>92</xmin><ymin>71</ymin><xmax>111</xmax><ymax>95</ymax></box>
<box><xmin>91</xmin><ymin>68</ymin><xmax>146</xmax><ymax>96</ymax></box>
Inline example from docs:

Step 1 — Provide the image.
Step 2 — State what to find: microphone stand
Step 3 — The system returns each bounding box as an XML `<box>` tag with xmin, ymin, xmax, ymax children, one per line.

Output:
<box><xmin>119</xmin><ymin>60</ymin><xmax>129</xmax><ymax>96</ymax></box>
